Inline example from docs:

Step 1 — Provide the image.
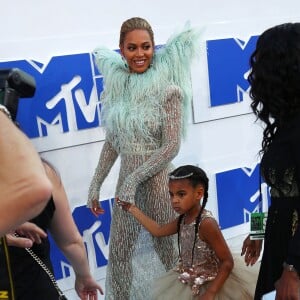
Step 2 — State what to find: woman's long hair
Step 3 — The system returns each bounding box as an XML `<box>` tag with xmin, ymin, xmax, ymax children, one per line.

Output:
<box><xmin>248</xmin><ymin>23</ymin><xmax>300</xmax><ymax>154</ymax></box>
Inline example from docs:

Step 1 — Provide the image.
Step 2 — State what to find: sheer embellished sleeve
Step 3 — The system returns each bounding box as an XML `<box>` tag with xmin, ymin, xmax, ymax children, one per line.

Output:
<box><xmin>118</xmin><ymin>85</ymin><xmax>182</xmax><ymax>203</ymax></box>
<box><xmin>286</xmin><ymin>116</ymin><xmax>300</xmax><ymax>272</ymax></box>
<box><xmin>87</xmin><ymin>139</ymin><xmax>118</xmax><ymax>208</ymax></box>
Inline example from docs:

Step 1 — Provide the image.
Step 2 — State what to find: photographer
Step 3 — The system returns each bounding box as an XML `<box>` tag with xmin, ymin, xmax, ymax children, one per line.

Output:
<box><xmin>0</xmin><ymin>69</ymin><xmax>52</xmax><ymax>236</ymax></box>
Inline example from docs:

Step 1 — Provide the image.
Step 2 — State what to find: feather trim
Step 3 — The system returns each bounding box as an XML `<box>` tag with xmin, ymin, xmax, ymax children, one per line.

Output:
<box><xmin>93</xmin><ymin>23</ymin><xmax>202</xmax><ymax>151</ymax></box>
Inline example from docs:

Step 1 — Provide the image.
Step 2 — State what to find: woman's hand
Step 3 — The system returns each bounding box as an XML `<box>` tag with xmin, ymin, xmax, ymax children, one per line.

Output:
<box><xmin>90</xmin><ymin>199</ymin><xmax>105</xmax><ymax>217</ymax></box>
<box><xmin>241</xmin><ymin>234</ymin><xmax>262</xmax><ymax>266</ymax></box>
<box><xmin>6</xmin><ymin>222</ymin><xmax>47</xmax><ymax>248</ymax></box>
<box><xmin>116</xmin><ymin>197</ymin><xmax>133</xmax><ymax>212</ymax></box>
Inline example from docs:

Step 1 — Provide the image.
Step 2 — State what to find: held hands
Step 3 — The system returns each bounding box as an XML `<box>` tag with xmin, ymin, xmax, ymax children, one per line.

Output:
<box><xmin>90</xmin><ymin>199</ymin><xmax>105</xmax><ymax>217</ymax></box>
<box><xmin>241</xmin><ymin>234</ymin><xmax>262</xmax><ymax>266</ymax></box>
<box><xmin>116</xmin><ymin>197</ymin><xmax>133</xmax><ymax>212</ymax></box>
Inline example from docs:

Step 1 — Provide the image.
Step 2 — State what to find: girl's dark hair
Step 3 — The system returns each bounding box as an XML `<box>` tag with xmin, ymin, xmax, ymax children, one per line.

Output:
<box><xmin>169</xmin><ymin>165</ymin><xmax>209</xmax><ymax>264</ymax></box>
<box><xmin>248</xmin><ymin>22</ymin><xmax>300</xmax><ymax>154</ymax></box>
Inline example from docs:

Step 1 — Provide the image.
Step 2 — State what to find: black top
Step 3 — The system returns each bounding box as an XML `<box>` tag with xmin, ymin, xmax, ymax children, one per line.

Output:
<box><xmin>0</xmin><ymin>197</ymin><xmax>58</xmax><ymax>300</ymax></box>
<box><xmin>255</xmin><ymin>114</ymin><xmax>300</xmax><ymax>299</ymax></box>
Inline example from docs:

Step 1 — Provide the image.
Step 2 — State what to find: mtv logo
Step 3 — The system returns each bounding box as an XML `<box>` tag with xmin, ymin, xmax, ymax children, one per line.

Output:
<box><xmin>0</xmin><ymin>53</ymin><xmax>104</xmax><ymax>151</ymax></box>
<box><xmin>216</xmin><ymin>164</ymin><xmax>270</xmax><ymax>230</ymax></box>
<box><xmin>49</xmin><ymin>198</ymin><xmax>113</xmax><ymax>280</ymax></box>
<box><xmin>206</xmin><ymin>35</ymin><xmax>258</xmax><ymax>106</ymax></box>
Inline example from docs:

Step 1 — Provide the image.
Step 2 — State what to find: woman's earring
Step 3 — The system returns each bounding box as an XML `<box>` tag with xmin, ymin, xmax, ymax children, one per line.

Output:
<box><xmin>149</xmin><ymin>53</ymin><xmax>155</xmax><ymax>68</ymax></box>
<box><xmin>122</xmin><ymin>56</ymin><xmax>128</xmax><ymax>69</ymax></box>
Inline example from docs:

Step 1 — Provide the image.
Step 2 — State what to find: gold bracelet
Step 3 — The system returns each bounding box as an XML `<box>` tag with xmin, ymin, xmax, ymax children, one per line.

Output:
<box><xmin>0</xmin><ymin>104</ymin><xmax>12</xmax><ymax>120</ymax></box>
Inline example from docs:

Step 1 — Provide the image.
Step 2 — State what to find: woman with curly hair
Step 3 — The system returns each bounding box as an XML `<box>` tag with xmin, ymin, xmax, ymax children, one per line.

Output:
<box><xmin>241</xmin><ymin>23</ymin><xmax>300</xmax><ymax>299</ymax></box>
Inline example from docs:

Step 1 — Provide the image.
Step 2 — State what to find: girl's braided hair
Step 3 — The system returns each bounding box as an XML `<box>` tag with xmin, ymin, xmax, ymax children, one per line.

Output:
<box><xmin>169</xmin><ymin>165</ymin><xmax>209</xmax><ymax>264</ymax></box>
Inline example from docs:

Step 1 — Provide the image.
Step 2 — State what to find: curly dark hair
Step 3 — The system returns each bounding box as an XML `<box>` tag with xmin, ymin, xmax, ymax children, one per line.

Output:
<box><xmin>248</xmin><ymin>22</ymin><xmax>300</xmax><ymax>154</ymax></box>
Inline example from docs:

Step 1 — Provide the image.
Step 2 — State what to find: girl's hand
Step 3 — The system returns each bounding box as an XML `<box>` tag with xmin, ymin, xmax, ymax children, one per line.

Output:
<box><xmin>116</xmin><ymin>197</ymin><xmax>133</xmax><ymax>212</ymax></box>
<box><xmin>90</xmin><ymin>199</ymin><xmax>105</xmax><ymax>217</ymax></box>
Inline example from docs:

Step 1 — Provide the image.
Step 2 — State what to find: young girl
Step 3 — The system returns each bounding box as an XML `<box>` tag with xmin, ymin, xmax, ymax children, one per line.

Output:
<box><xmin>117</xmin><ymin>165</ymin><xmax>256</xmax><ymax>299</ymax></box>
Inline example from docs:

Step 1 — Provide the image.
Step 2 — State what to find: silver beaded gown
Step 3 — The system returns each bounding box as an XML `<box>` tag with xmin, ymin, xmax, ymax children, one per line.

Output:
<box><xmin>88</xmin><ymin>25</ymin><xmax>201</xmax><ymax>299</ymax></box>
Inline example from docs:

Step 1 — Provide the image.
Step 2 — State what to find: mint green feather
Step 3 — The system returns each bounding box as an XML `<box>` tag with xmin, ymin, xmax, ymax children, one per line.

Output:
<box><xmin>93</xmin><ymin>23</ymin><xmax>202</xmax><ymax>151</ymax></box>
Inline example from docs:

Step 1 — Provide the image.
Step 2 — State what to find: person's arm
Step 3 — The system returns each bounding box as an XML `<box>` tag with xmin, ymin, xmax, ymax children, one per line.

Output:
<box><xmin>117</xmin><ymin>199</ymin><xmax>178</xmax><ymax>237</ymax></box>
<box><xmin>87</xmin><ymin>139</ymin><xmax>118</xmax><ymax>215</ymax></box>
<box><xmin>274</xmin><ymin>118</ymin><xmax>300</xmax><ymax>299</ymax></box>
<box><xmin>200</xmin><ymin>217</ymin><xmax>234</xmax><ymax>298</ymax></box>
<box><xmin>274</xmin><ymin>267</ymin><xmax>300</xmax><ymax>300</ymax></box>
<box><xmin>45</xmin><ymin>163</ymin><xmax>103</xmax><ymax>299</ymax></box>
<box><xmin>0</xmin><ymin>113</ymin><xmax>52</xmax><ymax>235</ymax></box>
<box><xmin>118</xmin><ymin>86</ymin><xmax>182</xmax><ymax>203</ymax></box>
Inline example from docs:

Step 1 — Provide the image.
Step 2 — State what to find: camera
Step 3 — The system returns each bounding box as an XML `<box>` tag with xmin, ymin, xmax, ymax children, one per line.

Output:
<box><xmin>0</xmin><ymin>68</ymin><xmax>36</xmax><ymax>121</ymax></box>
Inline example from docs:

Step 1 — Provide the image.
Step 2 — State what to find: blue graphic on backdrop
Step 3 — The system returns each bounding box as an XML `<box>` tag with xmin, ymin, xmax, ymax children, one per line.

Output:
<box><xmin>0</xmin><ymin>53</ymin><xmax>103</xmax><ymax>139</ymax></box>
<box><xmin>0</xmin><ymin>36</ymin><xmax>261</xmax><ymax>141</ymax></box>
<box><xmin>216</xmin><ymin>164</ymin><xmax>270</xmax><ymax>229</ymax></box>
<box><xmin>50</xmin><ymin>198</ymin><xmax>113</xmax><ymax>280</ymax></box>
<box><xmin>206</xmin><ymin>36</ymin><xmax>258</xmax><ymax>106</ymax></box>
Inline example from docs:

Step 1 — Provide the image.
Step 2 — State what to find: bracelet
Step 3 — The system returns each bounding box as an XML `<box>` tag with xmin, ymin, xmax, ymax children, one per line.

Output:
<box><xmin>0</xmin><ymin>104</ymin><xmax>12</xmax><ymax>120</ymax></box>
<box><xmin>283</xmin><ymin>262</ymin><xmax>299</xmax><ymax>275</ymax></box>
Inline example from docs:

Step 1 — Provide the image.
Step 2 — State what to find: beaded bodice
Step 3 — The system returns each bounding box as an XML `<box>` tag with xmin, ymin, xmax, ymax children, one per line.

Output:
<box><xmin>175</xmin><ymin>210</ymin><xmax>219</xmax><ymax>295</ymax></box>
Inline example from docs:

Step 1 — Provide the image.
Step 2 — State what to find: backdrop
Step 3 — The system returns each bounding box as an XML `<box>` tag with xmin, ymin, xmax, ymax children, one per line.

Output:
<box><xmin>1</xmin><ymin>1</ymin><xmax>299</xmax><ymax>298</ymax></box>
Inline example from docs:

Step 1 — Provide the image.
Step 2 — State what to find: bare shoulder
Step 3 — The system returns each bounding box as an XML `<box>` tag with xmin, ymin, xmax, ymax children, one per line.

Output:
<box><xmin>200</xmin><ymin>210</ymin><xmax>218</xmax><ymax>226</ymax></box>
<box><xmin>199</xmin><ymin>210</ymin><xmax>221</xmax><ymax>239</ymax></box>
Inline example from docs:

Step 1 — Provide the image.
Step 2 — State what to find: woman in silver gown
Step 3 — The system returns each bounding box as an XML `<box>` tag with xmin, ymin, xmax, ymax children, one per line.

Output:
<box><xmin>87</xmin><ymin>17</ymin><xmax>201</xmax><ymax>299</ymax></box>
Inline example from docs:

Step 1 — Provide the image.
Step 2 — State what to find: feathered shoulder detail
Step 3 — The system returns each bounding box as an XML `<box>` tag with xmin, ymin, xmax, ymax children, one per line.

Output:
<box><xmin>155</xmin><ymin>22</ymin><xmax>201</xmax><ymax>79</ymax></box>
<box><xmin>92</xmin><ymin>23</ymin><xmax>202</xmax><ymax>141</ymax></box>
<box><xmin>154</xmin><ymin>23</ymin><xmax>202</xmax><ymax>135</ymax></box>
<box><xmin>93</xmin><ymin>47</ymin><xmax>126</xmax><ymax>81</ymax></box>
